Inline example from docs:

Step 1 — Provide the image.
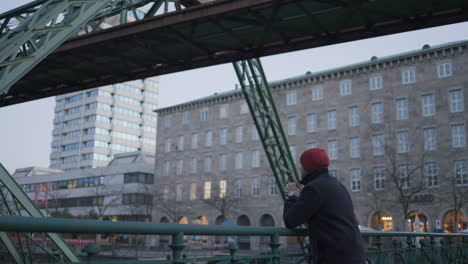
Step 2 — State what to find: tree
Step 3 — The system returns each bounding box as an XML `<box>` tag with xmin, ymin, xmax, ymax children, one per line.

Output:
<box><xmin>44</xmin><ymin>187</ymin><xmax>69</xmax><ymax>217</ymax></box>
<box><xmin>87</xmin><ymin>183</ymin><xmax>124</xmax><ymax>245</ymax></box>
<box><xmin>153</xmin><ymin>184</ymin><xmax>189</xmax><ymax>223</ymax></box>
<box><xmin>200</xmin><ymin>179</ymin><xmax>240</xmax><ymax>222</ymax></box>
<box><xmin>382</xmin><ymin>139</ymin><xmax>429</xmax><ymax>231</ymax></box>
<box><xmin>439</xmin><ymin>165</ymin><xmax>468</xmax><ymax>232</ymax></box>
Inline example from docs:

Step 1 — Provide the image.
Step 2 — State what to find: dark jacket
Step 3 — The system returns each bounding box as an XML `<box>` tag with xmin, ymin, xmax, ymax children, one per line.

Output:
<box><xmin>283</xmin><ymin>168</ymin><xmax>365</xmax><ymax>264</ymax></box>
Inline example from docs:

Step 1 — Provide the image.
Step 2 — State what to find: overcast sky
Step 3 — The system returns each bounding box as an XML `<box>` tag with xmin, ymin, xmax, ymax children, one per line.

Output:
<box><xmin>1</xmin><ymin>1</ymin><xmax>468</xmax><ymax>173</ymax></box>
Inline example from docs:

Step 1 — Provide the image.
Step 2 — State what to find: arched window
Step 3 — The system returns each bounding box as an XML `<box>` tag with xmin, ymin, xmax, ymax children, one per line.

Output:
<box><xmin>259</xmin><ymin>214</ymin><xmax>275</xmax><ymax>243</ymax></box>
<box><xmin>178</xmin><ymin>216</ymin><xmax>189</xmax><ymax>224</ymax></box>
<box><xmin>408</xmin><ymin>211</ymin><xmax>428</xmax><ymax>232</ymax></box>
<box><xmin>371</xmin><ymin>211</ymin><xmax>393</xmax><ymax>231</ymax></box>
<box><xmin>237</xmin><ymin>215</ymin><xmax>251</xmax><ymax>249</ymax></box>
<box><xmin>442</xmin><ymin>210</ymin><xmax>468</xmax><ymax>233</ymax></box>
<box><xmin>159</xmin><ymin>217</ymin><xmax>170</xmax><ymax>249</ymax></box>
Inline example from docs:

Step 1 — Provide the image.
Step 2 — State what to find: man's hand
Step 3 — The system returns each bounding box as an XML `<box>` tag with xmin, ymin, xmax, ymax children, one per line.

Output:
<box><xmin>285</xmin><ymin>183</ymin><xmax>302</xmax><ymax>197</ymax></box>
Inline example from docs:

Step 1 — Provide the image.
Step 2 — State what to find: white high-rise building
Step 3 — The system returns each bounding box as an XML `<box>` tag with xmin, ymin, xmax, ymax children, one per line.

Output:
<box><xmin>50</xmin><ymin>78</ymin><xmax>159</xmax><ymax>171</ymax></box>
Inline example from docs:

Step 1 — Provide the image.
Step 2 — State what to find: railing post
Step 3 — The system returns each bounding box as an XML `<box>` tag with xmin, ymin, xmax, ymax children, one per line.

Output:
<box><xmin>406</xmin><ymin>236</ymin><xmax>415</xmax><ymax>264</ymax></box>
<box><xmin>269</xmin><ymin>233</ymin><xmax>281</xmax><ymax>264</ymax></box>
<box><xmin>462</xmin><ymin>236</ymin><xmax>468</xmax><ymax>263</ymax></box>
<box><xmin>374</xmin><ymin>235</ymin><xmax>384</xmax><ymax>264</ymax></box>
<box><xmin>170</xmin><ymin>232</ymin><xmax>185</xmax><ymax>264</ymax></box>
<box><xmin>429</xmin><ymin>236</ymin><xmax>437</xmax><ymax>264</ymax></box>
<box><xmin>446</xmin><ymin>237</ymin><xmax>454</xmax><ymax>262</ymax></box>
<box><xmin>228</xmin><ymin>241</ymin><xmax>238</xmax><ymax>264</ymax></box>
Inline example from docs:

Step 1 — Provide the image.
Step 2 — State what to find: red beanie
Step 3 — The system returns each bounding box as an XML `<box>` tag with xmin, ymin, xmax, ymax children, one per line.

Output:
<box><xmin>299</xmin><ymin>148</ymin><xmax>330</xmax><ymax>172</ymax></box>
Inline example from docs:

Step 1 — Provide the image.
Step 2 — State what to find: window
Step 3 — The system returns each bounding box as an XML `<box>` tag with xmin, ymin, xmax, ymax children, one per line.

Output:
<box><xmin>163</xmin><ymin>161</ymin><xmax>170</xmax><ymax>176</ymax></box>
<box><xmin>399</xmin><ymin>165</ymin><xmax>410</xmax><ymax>189</ymax></box>
<box><xmin>307</xmin><ymin>113</ymin><xmax>317</xmax><ymax>133</ymax></box>
<box><xmin>329</xmin><ymin>169</ymin><xmax>337</xmax><ymax>177</ymax></box>
<box><xmin>220</xmin><ymin>104</ymin><xmax>228</xmax><ymax>119</ymax></box>
<box><xmin>437</xmin><ymin>62</ymin><xmax>452</xmax><ymax>78</ymax></box>
<box><xmin>396</xmin><ymin>98</ymin><xmax>408</xmax><ymax>120</ymax></box>
<box><xmin>397</xmin><ymin>131</ymin><xmax>409</xmax><ymax>153</ymax></box>
<box><xmin>454</xmin><ymin>161</ymin><xmax>467</xmax><ymax>185</ymax></box>
<box><xmin>219</xmin><ymin>180</ymin><xmax>227</xmax><ymax>198</ymax></box>
<box><xmin>374</xmin><ymin>167</ymin><xmax>386</xmax><ymax>190</ymax></box>
<box><xmin>235</xmin><ymin>126</ymin><xmax>243</xmax><ymax>143</ymax></box>
<box><xmin>372</xmin><ymin>134</ymin><xmax>384</xmax><ymax>156</ymax></box>
<box><xmin>220</xmin><ymin>128</ymin><xmax>228</xmax><ymax>145</ymax></box>
<box><xmin>307</xmin><ymin>142</ymin><xmax>317</xmax><ymax>149</ymax></box>
<box><xmin>452</xmin><ymin>124</ymin><xmax>466</xmax><ymax>148</ymax></box>
<box><xmin>424</xmin><ymin>128</ymin><xmax>437</xmax><ymax>151</ymax></box>
<box><xmin>289</xmin><ymin>145</ymin><xmax>296</xmax><ymax>161</ymax></box>
<box><xmin>402</xmin><ymin>69</ymin><xmax>416</xmax><ymax>84</ymax></box>
<box><xmin>251</xmin><ymin>125</ymin><xmax>260</xmax><ymax>140</ymax></box>
<box><xmin>424</xmin><ymin>163</ymin><xmax>439</xmax><ymax>187</ymax></box>
<box><xmin>205</xmin><ymin>130</ymin><xmax>213</xmax><ymax>147</ymax></box>
<box><xmin>164</xmin><ymin>138</ymin><xmax>171</xmax><ymax>152</ymax></box>
<box><xmin>252</xmin><ymin>177</ymin><xmax>260</xmax><ymax>197</ymax></box>
<box><xmin>122</xmin><ymin>194</ymin><xmax>152</xmax><ymax>205</ymax></box>
<box><xmin>235</xmin><ymin>179</ymin><xmax>242</xmax><ymax>198</ymax></box>
<box><xmin>371</xmin><ymin>102</ymin><xmax>383</xmax><ymax>124</ymax></box>
<box><xmin>287</xmin><ymin>116</ymin><xmax>297</xmax><ymax>136</ymax></box>
<box><xmin>370</xmin><ymin>75</ymin><xmax>383</xmax><ymax>90</ymax></box>
<box><xmin>350</xmin><ymin>169</ymin><xmax>361</xmax><ymax>192</ymax></box>
<box><xmin>191</xmin><ymin>133</ymin><xmax>198</xmax><ymax>149</ymax></box>
<box><xmin>235</xmin><ymin>152</ymin><xmax>243</xmax><ymax>169</ymax></box>
<box><xmin>349</xmin><ymin>106</ymin><xmax>360</xmax><ymax>127</ymax></box>
<box><xmin>312</xmin><ymin>87</ymin><xmax>323</xmax><ymax>101</ymax></box>
<box><xmin>203</xmin><ymin>181</ymin><xmax>211</xmax><ymax>199</ymax></box>
<box><xmin>340</xmin><ymin>80</ymin><xmax>352</xmax><ymax>96</ymax></box>
<box><xmin>220</xmin><ymin>153</ymin><xmax>227</xmax><ymax>171</ymax></box>
<box><xmin>349</xmin><ymin>137</ymin><xmax>360</xmax><ymax>158</ymax></box>
<box><xmin>449</xmin><ymin>89</ymin><xmax>464</xmax><ymax>113</ymax></box>
<box><xmin>204</xmin><ymin>155</ymin><xmax>212</xmax><ymax>172</ymax></box>
<box><xmin>182</xmin><ymin>112</ymin><xmax>190</xmax><ymax>124</ymax></box>
<box><xmin>252</xmin><ymin>150</ymin><xmax>260</xmax><ymax>168</ymax></box>
<box><xmin>190</xmin><ymin>183</ymin><xmax>197</xmax><ymax>200</ymax></box>
<box><xmin>191</xmin><ymin>157</ymin><xmax>197</xmax><ymax>173</ymax></box>
<box><xmin>327</xmin><ymin>110</ymin><xmax>337</xmax><ymax>130</ymax></box>
<box><xmin>328</xmin><ymin>139</ymin><xmax>338</xmax><ymax>160</ymax></box>
<box><xmin>269</xmin><ymin>177</ymin><xmax>278</xmax><ymax>196</ymax></box>
<box><xmin>163</xmin><ymin>185</ymin><xmax>169</xmax><ymax>200</ymax></box>
<box><xmin>200</xmin><ymin>108</ymin><xmax>209</xmax><ymax>121</ymax></box>
<box><xmin>164</xmin><ymin>116</ymin><xmax>171</xmax><ymax>128</ymax></box>
<box><xmin>176</xmin><ymin>160</ymin><xmax>183</xmax><ymax>176</ymax></box>
<box><xmin>240</xmin><ymin>102</ymin><xmax>248</xmax><ymax>114</ymax></box>
<box><xmin>177</xmin><ymin>136</ymin><xmax>184</xmax><ymax>151</ymax></box>
<box><xmin>176</xmin><ymin>184</ymin><xmax>183</xmax><ymax>201</ymax></box>
<box><xmin>421</xmin><ymin>94</ymin><xmax>435</xmax><ymax>117</ymax></box>
<box><xmin>286</xmin><ymin>92</ymin><xmax>297</xmax><ymax>105</ymax></box>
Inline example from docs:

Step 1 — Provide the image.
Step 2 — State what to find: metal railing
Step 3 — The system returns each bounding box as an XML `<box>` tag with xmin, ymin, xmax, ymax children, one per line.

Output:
<box><xmin>0</xmin><ymin>215</ymin><xmax>466</xmax><ymax>264</ymax></box>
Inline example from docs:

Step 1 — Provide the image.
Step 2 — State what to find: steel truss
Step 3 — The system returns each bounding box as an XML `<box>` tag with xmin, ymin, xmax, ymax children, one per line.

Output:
<box><xmin>0</xmin><ymin>163</ymin><xmax>79</xmax><ymax>263</ymax></box>
<box><xmin>233</xmin><ymin>58</ymin><xmax>311</xmax><ymax>261</ymax></box>
<box><xmin>0</xmin><ymin>0</ymin><xmax>184</xmax><ymax>96</ymax></box>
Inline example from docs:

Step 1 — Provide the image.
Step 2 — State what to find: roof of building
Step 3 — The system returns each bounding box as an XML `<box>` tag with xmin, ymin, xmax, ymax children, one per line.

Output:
<box><xmin>13</xmin><ymin>151</ymin><xmax>155</xmax><ymax>183</ymax></box>
<box><xmin>155</xmin><ymin>39</ymin><xmax>468</xmax><ymax>114</ymax></box>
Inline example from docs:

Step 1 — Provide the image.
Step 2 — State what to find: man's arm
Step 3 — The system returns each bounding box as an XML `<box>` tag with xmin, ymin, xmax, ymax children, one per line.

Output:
<box><xmin>283</xmin><ymin>185</ymin><xmax>322</xmax><ymax>228</ymax></box>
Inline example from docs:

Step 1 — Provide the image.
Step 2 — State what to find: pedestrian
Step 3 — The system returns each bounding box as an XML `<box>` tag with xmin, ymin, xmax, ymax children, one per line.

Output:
<box><xmin>283</xmin><ymin>148</ymin><xmax>365</xmax><ymax>264</ymax></box>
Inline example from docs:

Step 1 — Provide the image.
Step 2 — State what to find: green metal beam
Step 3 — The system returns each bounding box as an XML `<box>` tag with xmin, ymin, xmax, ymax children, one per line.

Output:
<box><xmin>0</xmin><ymin>0</ymin><xmax>111</xmax><ymax>95</ymax></box>
<box><xmin>0</xmin><ymin>232</ymin><xmax>25</xmax><ymax>264</ymax></box>
<box><xmin>0</xmin><ymin>163</ymin><xmax>80</xmax><ymax>263</ymax></box>
<box><xmin>233</xmin><ymin>58</ymin><xmax>310</xmax><ymax>260</ymax></box>
<box><xmin>233</xmin><ymin>58</ymin><xmax>299</xmax><ymax>199</ymax></box>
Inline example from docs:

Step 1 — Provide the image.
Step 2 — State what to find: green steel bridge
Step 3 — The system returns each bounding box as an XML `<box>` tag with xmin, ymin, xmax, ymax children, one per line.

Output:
<box><xmin>0</xmin><ymin>0</ymin><xmax>468</xmax><ymax>263</ymax></box>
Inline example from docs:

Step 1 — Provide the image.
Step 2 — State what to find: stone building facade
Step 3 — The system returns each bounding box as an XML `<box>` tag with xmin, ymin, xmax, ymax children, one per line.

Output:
<box><xmin>154</xmin><ymin>40</ymin><xmax>468</xmax><ymax>248</ymax></box>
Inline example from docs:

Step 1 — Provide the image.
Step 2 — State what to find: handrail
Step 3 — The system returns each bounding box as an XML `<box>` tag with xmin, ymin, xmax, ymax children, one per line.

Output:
<box><xmin>0</xmin><ymin>216</ymin><xmax>466</xmax><ymax>238</ymax></box>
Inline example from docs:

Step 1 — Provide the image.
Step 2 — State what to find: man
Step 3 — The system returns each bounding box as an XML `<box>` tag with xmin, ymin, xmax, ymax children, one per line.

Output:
<box><xmin>283</xmin><ymin>148</ymin><xmax>365</xmax><ymax>264</ymax></box>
